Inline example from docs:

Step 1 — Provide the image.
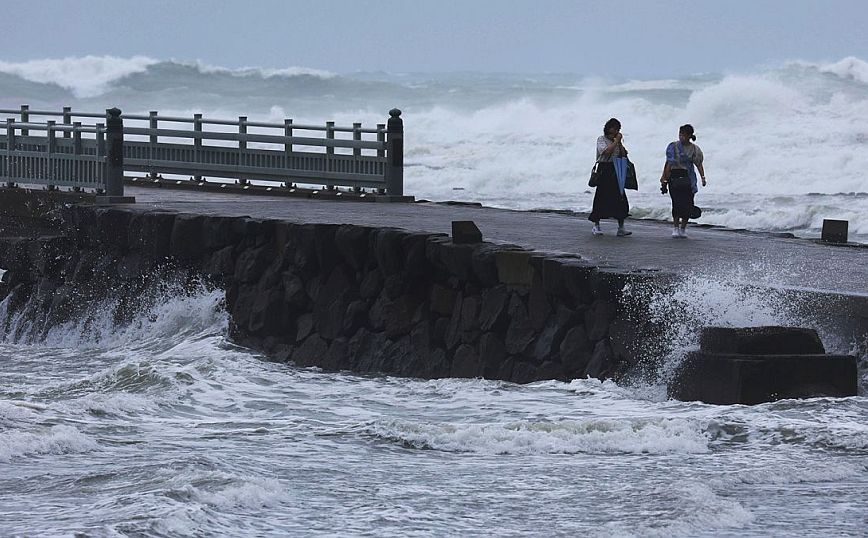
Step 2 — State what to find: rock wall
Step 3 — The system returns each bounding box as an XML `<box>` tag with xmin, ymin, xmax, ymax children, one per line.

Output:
<box><xmin>0</xmin><ymin>199</ymin><xmax>665</xmax><ymax>383</ymax></box>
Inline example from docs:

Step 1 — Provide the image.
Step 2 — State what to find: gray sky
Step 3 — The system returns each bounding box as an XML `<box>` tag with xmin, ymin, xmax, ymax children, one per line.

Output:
<box><xmin>2</xmin><ymin>0</ymin><xmax>866</xmax><ymax>76</ymax></box>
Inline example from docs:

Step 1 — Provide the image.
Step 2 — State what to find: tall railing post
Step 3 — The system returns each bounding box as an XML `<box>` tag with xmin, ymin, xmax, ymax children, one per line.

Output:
<box><xmin>284</xmin><ymin>119</ymin><xmax>293</xmax><ymax>187</ymax></box>
<box><xmin>6</xmin><ymin>118</ymin><xmax>16</xmax><ymax>187</ymax></box>
<box><xmin>238</xmin><ymin>116</ymin><xmax>247</xmax><ymax>186</ymax></box>
<box><xmin>149</xmin><ymin>110</ymin><xmax>158</xmax><ymax>179</ymax></box>
<box><xmin>72</xmin><ymin>122</ymin><xmax>82</xmax><ymax>190</ymax></box>
<box><xmin>20</xmin><ymin>104</ymin><xmax>29</xmax><ymax>136</ymax></box>
<box><xmin>324</xmin><ymin>121</ymin><xmax>335</xmax><ymax>189</ymax></box>
<box><xmin>193</xmin><ymin>113</ymin><xmax>202</xmax><ymax>181</ymax></box>
<box><xmin>62</xmin><ymin>106</ymin><xmax>72</xmax><ymax>139</ymax></box>
<box><xmin>385</xmin><ymin>108</ymin><xmax>403</xmax><ymax>196</ymax></box>
<box><xmin>105</xmin><ymin>108</ymin><xmax>124</xmax><ymax>197</ymax></box>
<box><xmin>46</xmin><ymin>120</ymin><xmax>57</xmax><ymax>190</ymax></box>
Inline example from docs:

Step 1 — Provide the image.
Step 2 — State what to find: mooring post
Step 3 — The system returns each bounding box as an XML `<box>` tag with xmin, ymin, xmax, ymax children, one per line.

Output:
<box><xmin>105</xmin><ymin>108</ymin><xmax>124</xmax><ymax>197</ymax></box>
<box><xmin>385</xmin><ymin>108</ymin><xmax>403</xmax><ymax>196</ymax></box>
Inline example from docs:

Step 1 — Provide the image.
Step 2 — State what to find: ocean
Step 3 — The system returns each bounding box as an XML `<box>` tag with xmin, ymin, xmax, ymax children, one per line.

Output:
<box><xmin>0</xmin><ymin>56</ymin><xmax>867</xmax><ymax>536</ymax></box>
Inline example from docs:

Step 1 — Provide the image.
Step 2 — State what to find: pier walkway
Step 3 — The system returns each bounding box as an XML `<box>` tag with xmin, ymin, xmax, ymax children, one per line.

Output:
<box><xmin>125</xmin><ymin>186</ymin><xmax>867</xmax><ymax>297</ymax></box>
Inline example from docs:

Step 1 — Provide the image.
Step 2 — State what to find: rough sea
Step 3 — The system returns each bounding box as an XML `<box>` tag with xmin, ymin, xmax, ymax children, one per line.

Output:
<box><xmin>1</xmin><ymin>57</ymin><xmax>867</xmax><ymax>536</ymax></box>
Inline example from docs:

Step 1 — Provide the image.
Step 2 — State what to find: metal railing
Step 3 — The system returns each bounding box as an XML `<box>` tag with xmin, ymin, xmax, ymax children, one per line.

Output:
<box><xmin>0</xmin><ymin>104</ymin><xmax>404</xmax><ymax>197</ymax></box>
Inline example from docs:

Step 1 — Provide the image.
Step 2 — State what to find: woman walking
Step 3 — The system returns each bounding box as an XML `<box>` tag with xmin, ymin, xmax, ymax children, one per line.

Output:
<box><xmin>589</xmin><ymin>118</ymin><xmax>631</xmax><ymax>236</ymax></box>
<box><xmin>660</xmin><ymin>124</ymin><xmax>706</xmax><ymax>238</ymax></box>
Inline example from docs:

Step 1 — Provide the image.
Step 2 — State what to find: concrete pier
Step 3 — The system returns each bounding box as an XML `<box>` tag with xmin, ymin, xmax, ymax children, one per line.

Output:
<box><xmin>0</xmin><ymin>186</ymin><xmax>865</xmax><ymax>393</ymax></box>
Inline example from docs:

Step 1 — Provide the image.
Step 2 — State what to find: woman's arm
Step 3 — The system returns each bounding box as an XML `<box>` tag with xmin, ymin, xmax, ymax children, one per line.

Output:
<box><xmin>660</xmin><ymin>161</ymin><xmax>671</xmax><ymax>184</ymax></box>
<box><xmin>696</xmin><ymin>162</ymin><xmax>706</xmax><ymax>186</ymax></box>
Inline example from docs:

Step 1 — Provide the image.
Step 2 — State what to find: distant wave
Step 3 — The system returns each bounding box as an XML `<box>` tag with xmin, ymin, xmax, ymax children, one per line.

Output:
<box><xmin>0</xmin><ymin>55</ymin><xmax>158</xmax><ymax>98</ymax></box>
<box><xmin>0</xmin><ymin>55</ymin><xmax>338</xmax><ymax>98</ymax></box>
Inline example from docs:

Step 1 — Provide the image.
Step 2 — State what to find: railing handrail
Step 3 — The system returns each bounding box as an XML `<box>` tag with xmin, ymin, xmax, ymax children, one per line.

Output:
<box><xmin>0</xmin><ymin>108</ymin><xmax>384</xmax><ymax>133</ymax></box>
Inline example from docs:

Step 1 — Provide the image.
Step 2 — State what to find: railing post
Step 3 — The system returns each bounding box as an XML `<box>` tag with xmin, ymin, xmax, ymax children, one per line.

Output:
<box><xmin>238</xmin><ymin>116</ymin><xmax>247</xmax><ymax>186</ymax></box>
<box><xmin>193</xmin><ymin>113</ymin><xmax>202</xmax><ymax>181</ymax></box>
<box><xmin>284</xmin><ymin>119</ymin><xmax>293</xmax><ymax>186</ymax></box>
<box><xmin>325</xmin><ymin>121</ymin><xmax>335</xmax><ymax>189</ymax></box>
<box><xmin>376</xmin><ymin>123</ymin><xmax>385</xmax><ymax>158</ymax></box>
<box><xmin>46</xmin><ymin>120</ymin><xmax>57</xmax><ymax>190</ymax></box>
<box><xmin>149</xmin><ymin>111</ymin><xmax>158</xmax><ymax>179</ymax></box>
<box><xmin>6</xmin><ymin>118</ymin><xmax>16</xmax><ymax>187</ymax></box>
<box><xmin>105</xmin><ymin>108</ymin><xmax>124</xmax><ymax>197</ymax></box>
<box><xmin>62</xmin><ymin>106</ymin><xmax>72</xmax><ymax>139</ymax></box>
<box><xmin>353</xmin><ymin>122</ymin><xmax>362</xmax><ymax>158</ymax></box>
<box><xmin>20</xmin><ymin>104</ymin><xmax>29</xmax><ymax>137</ymax></box>
<box><xmin>385</xmin><ymin>108</ymin><xmax>403</xmax><ymax>196</ymax></box>
<box><xmin>72</xmin><ymin>121</ymin><xmax>82</xmax><ymax>190</ymax></box>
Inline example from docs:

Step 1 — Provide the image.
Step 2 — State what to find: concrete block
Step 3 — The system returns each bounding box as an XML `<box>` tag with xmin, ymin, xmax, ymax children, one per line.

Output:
<box><xmin>821</xmin><ymin>219</ymin><xmax>848</xmax><ymax>243</ymax></box>
<box><xmin>452</xmin><ymin>220</ymin><xmax>482</xmax><ymax>244</ymax></box>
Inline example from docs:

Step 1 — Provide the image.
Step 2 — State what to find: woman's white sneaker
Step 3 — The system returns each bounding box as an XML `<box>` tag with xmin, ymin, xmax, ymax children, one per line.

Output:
<box><xmin>679</xmin><ymin>227</ymin><xmax>688</xmax><ymax>238</ymax></box>
<box><xmin>616</xmin><ymin>227</ymin><xmax>632</xmax><ymax>236</ymax></box>
<box><xmin>592</xmin><ymin>224</ymin><xmax>603</xmax><ymax>236</ymax></box>
<box><xmin>672</xmin><ymin>228</ymin><xmax>680</xmax><ymax>238</ymax></box>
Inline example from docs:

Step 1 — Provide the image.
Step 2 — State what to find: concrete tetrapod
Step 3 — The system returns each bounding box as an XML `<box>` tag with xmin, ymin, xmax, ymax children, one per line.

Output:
<box><xmin>669</xmin><ymin>326</ymin><xmax>857</xmax><ymax>405</ymax></box>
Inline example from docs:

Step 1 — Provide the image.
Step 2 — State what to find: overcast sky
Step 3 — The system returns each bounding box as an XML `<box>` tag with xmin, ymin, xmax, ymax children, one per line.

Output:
<box><xmin>2</xmin><ymin>0</ymin><xmax>866</xmax><ymax>77</ymax></box>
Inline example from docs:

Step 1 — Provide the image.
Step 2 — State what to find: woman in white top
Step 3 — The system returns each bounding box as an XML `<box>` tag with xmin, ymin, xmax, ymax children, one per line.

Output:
<box><xmin>660</xmin><ymin>124</ymin><xmax>706</xmax><ymax>238</ymax></box>
<box><xmin>589</xmin><ymin>118</ymin><xmax>631</xmax><ymax>236</ymax></box>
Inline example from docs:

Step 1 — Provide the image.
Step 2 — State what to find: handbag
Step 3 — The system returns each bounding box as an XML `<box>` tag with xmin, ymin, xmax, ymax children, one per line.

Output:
<box><xmin>690</xmin><ymin>205</ymin><xmax>702</xmax><ymax>219</ymax></box>
<box><xmin>625</xmin><ymin>159</ymin><xmax>638</xmax><ymax>190</ymax></box>
<box><xmin>588</xmin><ymin>161</ymin><xmax>601</xmax><ymax>188</ymax></box>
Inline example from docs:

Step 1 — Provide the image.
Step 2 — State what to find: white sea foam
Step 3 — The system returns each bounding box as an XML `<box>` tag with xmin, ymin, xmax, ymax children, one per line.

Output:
<box><xmin>3</xmin><ymin>54</ymin><xmax>864</xmax><ymax>239</ymax></box>
<box><xmin>0</xmin><ymin>424</ymin><xmax>98</xmax><ymax>462</ymax></box>
<box><xmin>595</xmin><ymin>482</ymin><xmax>754</xmax><ymax>538</ymax></box>
<box><xmin>367</xmin><ymin>416</ymin><xmax>710</xmax><ymax>455</ymax></box>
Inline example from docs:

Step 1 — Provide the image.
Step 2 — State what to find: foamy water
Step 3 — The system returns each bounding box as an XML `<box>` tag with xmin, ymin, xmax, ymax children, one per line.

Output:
<box><xmin>1</xmin><ymin>55</ymin><xmax>867</xmax><ymax>242</ymax></box>
<box><xmin>0</xmin><ymin>273</ymin><xmax>865</xmax><ymax>536</ymax></box>
<box><xmin>1</xmin><ymin>55</ymin><xmax>867</xmax><ymax>535</ymax></box>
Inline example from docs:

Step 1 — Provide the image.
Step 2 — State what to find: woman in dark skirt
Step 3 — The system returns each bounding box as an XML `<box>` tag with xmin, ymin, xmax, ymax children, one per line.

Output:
<box><xmin>660</xmin><ymin>124</ymin><xmax>706</xmax><ymax>238</ymax></box>
<box><xmin>589</xmin><ymin>118</ymin><xmax>631</xmax><ymax>236</ymax></box>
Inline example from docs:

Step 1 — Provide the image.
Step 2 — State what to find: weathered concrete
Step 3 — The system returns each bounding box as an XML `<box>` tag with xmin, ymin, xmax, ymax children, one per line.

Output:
<box><xmin>670</xmin><ymin>327</ymin><xmax>857</xmax><ymax>404</ymax></box>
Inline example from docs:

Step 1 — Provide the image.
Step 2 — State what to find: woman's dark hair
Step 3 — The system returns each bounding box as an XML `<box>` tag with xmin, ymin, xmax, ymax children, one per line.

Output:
<box><xmin>680</xmin><ymin>124</ymin><xmax>697</xmax><ymax>141</ymax></box>
<box><xmin>604</xmin><ymin>118</ymin><xmax>621</xmax><ymax>135</ymax></box>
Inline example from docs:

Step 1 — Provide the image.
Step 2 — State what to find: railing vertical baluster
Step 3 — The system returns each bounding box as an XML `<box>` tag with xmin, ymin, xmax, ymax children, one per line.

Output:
<box><xmin>20</xmin><ymin>104</ymin><xmax>29</xmax><ymax>137</ymax></box>
<box><xmin>385</xmin><ymin>108</ymin><xmax>403</xmax><ymax>196</ymax></box>
<box><xmin>72</xmin><ymin>122</ymin><xmax>82</xmax><ymax>191</ymax></box>
<box><xmin>238</xmin><ymin>116</ymin><xmax>247</xmax><ymax>186</ymax></box>
<box><xmin>193</xmin><ymin>113</ymin><xmax>202</xmax><ymax>181</ymax></box>
<box><xmin>148</xmin><ymin>111</ymin><xmax>158</xmax><ymax>179</ymax></box>
<box><xmin>46</xmin><ymin>120</ymin><xmax>56</xmax><ymax>190</ymax></box>
<box><xmin>6</xmin><ymin>118</ymin><xmax>16</xmax><ymax>187</ymax></box>
<box><xmin>62</xmin><ymin>107</ymin><xmax>72</xmax><ymax>139</ymax></box>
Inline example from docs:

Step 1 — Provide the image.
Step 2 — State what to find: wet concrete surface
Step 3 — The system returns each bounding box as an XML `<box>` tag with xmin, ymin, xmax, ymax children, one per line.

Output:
<box><xmin>123</xmin><ymin>186</ymin><xmax>867</xmax><ymax>296</ymax></box>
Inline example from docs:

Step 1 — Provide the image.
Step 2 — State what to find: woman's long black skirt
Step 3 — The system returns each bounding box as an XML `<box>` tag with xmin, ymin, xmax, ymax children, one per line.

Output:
<box><xmin>668</xmin><ymin>171</ymin><xmax>695</xmax><ymax>219</ymax></box>
<box><xmin>588</xmin><ymin>162</ymin><xmax>629</xmax><ymax>222</ymax></box>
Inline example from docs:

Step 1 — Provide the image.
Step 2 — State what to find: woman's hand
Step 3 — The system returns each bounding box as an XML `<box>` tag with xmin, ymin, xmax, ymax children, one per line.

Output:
<box><xmin>701</xmin><ymin>176</ymin><xmax>707</xmax><ymax>187</ymax></box>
